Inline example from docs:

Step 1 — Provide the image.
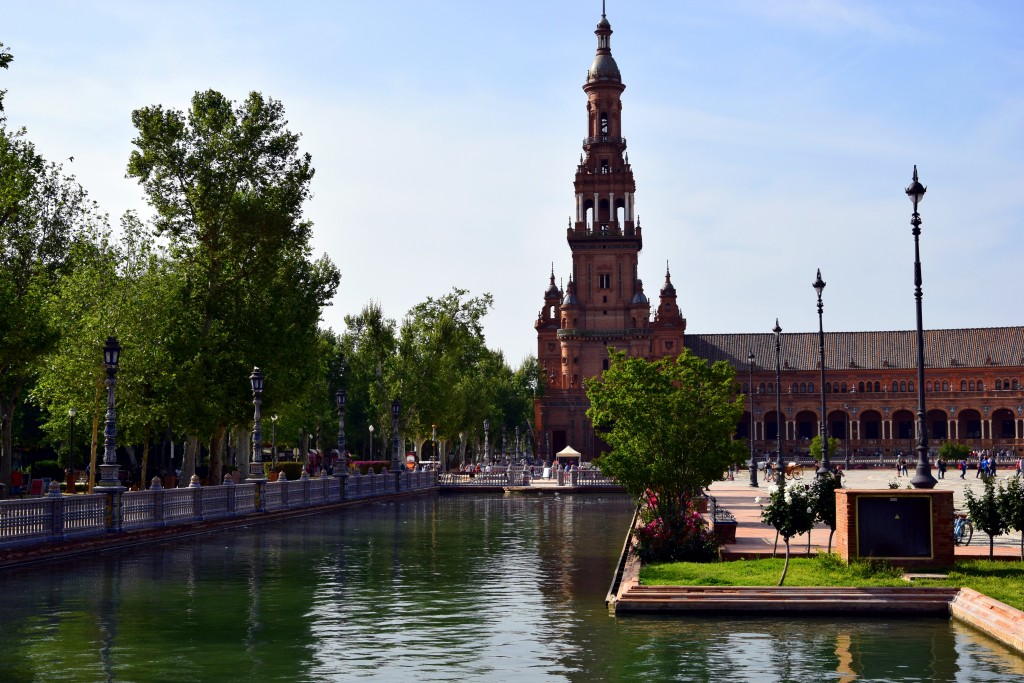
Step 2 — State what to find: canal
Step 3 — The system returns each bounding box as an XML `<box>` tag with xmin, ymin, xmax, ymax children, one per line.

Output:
<box><xmin>0</xmin><ymin>493</ymin><xmax>1021</xmax><ymax>682</ymax></box>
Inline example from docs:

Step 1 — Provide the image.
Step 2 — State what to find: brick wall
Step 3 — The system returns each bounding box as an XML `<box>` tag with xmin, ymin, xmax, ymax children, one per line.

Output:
<box><xmin>836</xmin><ymin>488</ymin><xmax>954</xmax><ymax>568</ymax></box>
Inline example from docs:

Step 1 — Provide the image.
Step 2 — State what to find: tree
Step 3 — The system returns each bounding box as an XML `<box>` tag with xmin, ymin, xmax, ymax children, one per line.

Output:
<box><xmin>938</xmin><ymin>441</ymin><xmax>970</xmax><ymax>462</ymax></box>
<box><xmin>587</xmin><ymin>349</ymin><xmax>746</xmax><ymax>561</ymax></box>
<box><xmin>997</xmin><ymin>476</ymin><xmax>1024</xmax><ymax>560</ymax></box>
<box><xmin>811</xmin><ymin>471</ymin><xmax>842</xmax><ymax>553</ymax></box>
<box><xmin>759</xmin><ymin>481</ymin><xmax>818</xmax><ymax>585</ymax></box>
<box><xmin>964</xmin><ymin>477</ymin><xmax>1007</xmax><ymax>559</ymax></box>
<box><xmin>127</xmin><ymin>89</ymin><xmax>338</xmax><ymax>483</ymax></box>
<box><xmin>808</xmin><ymin>435</ymin><xmax>838</xmax><ymax>463</ymax></box>
<box><xmin>1</xmin><ymin>45</ymin><xmax>106</xmax><ymax>485</ymax></box>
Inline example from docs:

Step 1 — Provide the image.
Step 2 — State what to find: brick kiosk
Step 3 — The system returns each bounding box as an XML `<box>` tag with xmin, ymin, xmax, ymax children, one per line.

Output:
<box><xmin>835</xmin><ymin>489</ymin><xmax>954</xmax><ymax>569</ymax></box>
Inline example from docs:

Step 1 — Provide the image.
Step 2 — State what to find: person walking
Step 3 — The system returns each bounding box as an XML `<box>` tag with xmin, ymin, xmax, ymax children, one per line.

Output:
<box><xmin>959</xmin><ymin>459</ymin><xmax>967</xmax><ymax>479</ymax></box>
<box><xmin>936</xmin><ymin>458</ymin><xmax>946</xmax><ymax>479</ymax></box>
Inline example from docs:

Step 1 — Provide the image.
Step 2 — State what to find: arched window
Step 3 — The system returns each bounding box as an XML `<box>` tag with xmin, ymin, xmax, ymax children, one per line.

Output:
<box><xmin>792</xmin><ymin>382</ymin><xmax>799</xmax><ymax>394</ymax></box>
<box><xmin>841</xmin><ymin>382</ymin><xmax>848</xmax><ymax>393</ymax></box>
<box><xmin>768</xmin><ymin>383</ymin><xmax>775</xmax><ymax>394</ymax></box>
<box><xmin>808</xmin><ymin>382</ymin><xmax>814</xmax><ymax>393</ymax></box>
<box><xmin>825</xmin><ymin>382</ymin><xmax>831</xmax><ymax>393</ymax></box>
<box><xmin>858</xmin><ymin>382</ymin><xmax>865</xmax><ymax>392</ymax></box>
<box><xmin>926</xmin><ymin>381</ymin><xmax>932</xmax><ymax>392</ymax></box>
<box><xmin>961</xmin><ymin>380</ymin><xmax>967</xmax><ymax>391</ymax></box>
<box><xmin>874</xmin><ymin>382</ymin><xmax>881</xmax><ymax>392</ymax></box>
<box><xmin>976</xmin><ymin>379</ymin><xmax>984</xmax><ymax>391</ymax></box>
<box><xmin>943</xmin><ymin>381</ymin><xmax>949</xmax><ymax>391</ymax></box>
<box><xmin>743</xmin><ymin>382</ymin><xmax>749</xmax><ymax>393</ymax></box>
<box><xmin>865</xmin><ymin>382</ymin><xmax>872</xmax><ymax>393</ymax></box>
<box><xmin>899</xmin><ymin>381</ymin><xmax>907</xmax><ymax>392</ymax></box>
<box><xmin>908</xmin><ymin>381</ymin><xmax>914</xmax><ymax>392</ymax></box>
<box><xmin>799</xmin><ymin>383</ymin><xmax>807</xmax><ymax>394</ymax></box>
<box><xmin>600</xmin><ymin>112</ymin><xmax>609</xmax><ymax>136</ymax></box>
<box><xmin>602</xmin><ymin>358</ymin><xmax>609</xmax><ymax>371</ymax></box>
<box><xmin>759</xmin><ymin>382</ymin><xmax>766</xmax><ymax>394</ymax></box>
<box><xmin>1014</xmin><ymin>379</ymin><xmax>1020</xmax><ymax>390</ymax></box>
<box><xmin>996</xmin><ymin>379</ymin><xmax>1003</xmax><ymax>390</ymax></box>
<box><xmin>969</xmin><ymin>380</ymin><xmax>975</xmax><ymax>391</ymax></box>
<box><xmin>892</xmin><ymin>381</ymin><xmax>899</xmax><ymax>393</ymax></box>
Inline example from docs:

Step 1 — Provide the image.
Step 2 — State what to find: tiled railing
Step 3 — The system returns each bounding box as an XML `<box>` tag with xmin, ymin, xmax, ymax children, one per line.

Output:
<box><xmin>0</xmin><ymin>470</ymin><xmax>437</xmax><ymax>549</ymax></box>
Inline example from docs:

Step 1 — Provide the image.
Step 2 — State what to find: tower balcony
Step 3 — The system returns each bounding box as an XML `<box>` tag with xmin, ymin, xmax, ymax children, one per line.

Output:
<box><xmin>557</xmin><ymin>327</ymin><xmax>651</xmax><ymax>340</ymax></box>
<box><xmin>583</xmin><ymin>135</ymin><xmax>627</xmax><ymax>148</ymax></box>
<box><xmin>567</xmin><ymin>222</ymin><xmax>642</xmax><ymax>243</ymax></box>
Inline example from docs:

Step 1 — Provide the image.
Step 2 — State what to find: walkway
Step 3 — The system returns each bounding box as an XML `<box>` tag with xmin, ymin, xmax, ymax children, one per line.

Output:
<box><xmin>707</xmin><ymin>467</ymin><xmax>1024</xmax><ymax>560</ymax></box>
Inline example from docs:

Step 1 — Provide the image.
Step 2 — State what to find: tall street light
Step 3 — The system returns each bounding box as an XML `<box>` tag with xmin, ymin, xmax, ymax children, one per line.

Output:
<box><xmin>391</xmin><ymin>398</ymin><xmax>401</xmax><ymax>477</ymax></box>
<box><xmin>369</xmin><ymin>424</ymin><xmax>374</xmax><ymax>460</ymax></box>
<box><xmin>431</xmin><ymin>424</ymin><xmax>438</xmax><ymax>471</ymax></box>
<box><xmin>774</xmin><ymin>320</ymin><xmax>784</xmax><ymax>491</ymax></box>
<box><xmin>907</xmin><ymin>165</ymin><xmax>937</xmax><ymax>489</ymax></box>
<box><xmin>813</xmin><ymin>269</ymin><xmax>831</xmax><ymax>476</ymax></box>
<box><xmin>335</xmin><ymin>387</ymin><xmax>347</xmax><ymax>478</ymax></box>
<box><xmin>249</xmin><ymin>367</ymin><xmax>266</xmax><ymax>480</ymax></box>
<box><xmin>747</xmin><ymin>351</ymin><xmax>757</xmax><ymax>487</ymax></box>
<box><xmin>96</xmin><ymin>336</ymin><xmax>123</xmax><ymax>490</ymax></box>
<box><xmin>67</xmin><ymin>407</ymin><xmax>77</xmax><ymax>494</ymax></box>
<box><xmin>484</xmin><ymin>418</ymin><xmax>490</xmax><ymax>464</ymax></box>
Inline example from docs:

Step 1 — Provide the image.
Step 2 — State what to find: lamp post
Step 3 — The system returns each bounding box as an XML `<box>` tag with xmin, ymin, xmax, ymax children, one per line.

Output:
<box><xmin>335</xmin><ymin>387</ymin><xmax>347</xmax><ymax>478</ymax></box>
<box><xmin>271</xmin><ymin>415</ymin><xmax>278</xmax><ymax>467</ymax></box>
<box><xmin>907</xmin><ymin>165</ymin><xmax>937</xmax><ymax>489</ymax></box>
<box><xmin>248</xmin><ymin>367</ymin><xmax>266</xmax><ymax>480</ymax></box>
<box><xmin>843</xmin><ymin>402</ymin><xmax>851</xmax><ymax>469</ymax></box>
<box><xmin>67</xmin><ymin>407</ymin><xmax>77</xmax><ymax>494</ymax></box>
<box><xmin>96</xmin><ymin>336</ymin><xmax>123</xmax><ymax>489</ymax></box>
<box><xmin>747</xmin><ymin>351</ymin><xmax>758</xmax><ymax>487</ymax></box>
<box><xmin>484</xmin><ymin>418</ymin><xmax>490</xmax><ymax>464</ymax></box>
<box><xmin>369</xmin><ymin>425</ymin><xmax>374</xmax><ymax>460</ymax></box>
<box><xmin>773</xmin><ymin>320</ymin><xmax>784</xmax><ymax>491</ymax></box>
<box><xmin>515</xmin><ymin>425</ymin><xmax>520</xmax><ymax>463</ymax></box>
<box><xmin>813</xmin><ymin>269</ymin><xmax>831</xmax><ymax>476</ymax></box>
<box><xmin>391</xmin><ymin>398</ymin><xmax>401</xmax><ymax>477</ymax></box>
<box><xmin>431</xmin><ymin>424</ymin><xmax>438</xmax><ymax>471</ymax></box>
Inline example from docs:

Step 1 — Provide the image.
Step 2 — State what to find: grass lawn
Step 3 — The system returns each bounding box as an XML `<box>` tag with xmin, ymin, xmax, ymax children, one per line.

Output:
<box><xmin>640</xmin><ymin>553</ymin><xmax>1024</xmax><ymax>611</ymax></box>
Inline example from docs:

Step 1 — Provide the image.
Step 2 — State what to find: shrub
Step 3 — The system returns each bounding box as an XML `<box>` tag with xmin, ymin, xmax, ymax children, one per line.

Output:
<box><xmin>30</xmin><ymin>460</ymin><xmax>65</xmax><ymax>481</ymax></box>
<box><xmin>350</xmin><ymin>460</ymin><xmax>389</xmax><ymax>475</ymax></box>
<box><xmin>633</xmin><ymin>492</ymin><xmax>718</xmax><ymax>563</ymax></box>
<box><xmin>276</xmin><ymin>462</ymin><xmax>305</xmax><ymax>480</ymax></box>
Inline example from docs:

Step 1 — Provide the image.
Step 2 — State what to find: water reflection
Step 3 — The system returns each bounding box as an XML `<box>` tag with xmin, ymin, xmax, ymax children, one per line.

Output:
<box><xmin>0</xmin><ymin>494</ymin><xmax>1020</xmax><ymax>682</ymax></box>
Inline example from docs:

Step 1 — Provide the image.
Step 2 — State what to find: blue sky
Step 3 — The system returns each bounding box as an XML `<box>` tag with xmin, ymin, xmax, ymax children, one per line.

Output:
<box><xmin>4</xmin><ymin>1</ymin><xmax>1023</xmax><ymax>364</ymax></box>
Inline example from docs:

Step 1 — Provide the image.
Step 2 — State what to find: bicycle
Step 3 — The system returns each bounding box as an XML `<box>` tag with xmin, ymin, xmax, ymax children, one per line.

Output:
<box><xmin>953</xmin><ymin>512</ymin><xmax>973</xmax><ymax>546</ymax></box>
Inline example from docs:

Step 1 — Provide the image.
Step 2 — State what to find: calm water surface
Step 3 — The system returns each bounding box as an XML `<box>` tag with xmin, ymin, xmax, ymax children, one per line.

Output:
<box><xmin>0</xmin><ymin>493</ymin><xmax>1021</xmax><ymax>682</ymax></box>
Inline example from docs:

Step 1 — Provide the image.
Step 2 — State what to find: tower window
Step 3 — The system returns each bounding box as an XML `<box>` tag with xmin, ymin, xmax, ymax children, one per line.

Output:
<box><xmin>600</xmin><ymin>112</ymin><xmax>609</xmax><ymax>136</ymax></box>
<box><xmin>599</xmin><ymin>274</ymin><xmax>611</xmax><ymax>289</ymax></box>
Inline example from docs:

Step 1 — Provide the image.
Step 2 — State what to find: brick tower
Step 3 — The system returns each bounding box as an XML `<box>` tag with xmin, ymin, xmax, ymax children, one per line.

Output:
<box><xmin>535</xmin><ymin>9</ymin><xmax>685</xmax><ymax>462</ymax></box>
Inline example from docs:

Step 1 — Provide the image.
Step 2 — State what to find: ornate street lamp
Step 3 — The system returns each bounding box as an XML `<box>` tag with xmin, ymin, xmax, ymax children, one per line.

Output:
<box><xmin>391</xmin><ymin>398</ymin><xmax>401</xmax><ymax>477</ymax></box>
<box><xmin>813</xmin><ymin>269</ymin><xmax>831</xmax><ymax>476</ymax></box>
<box><xmin>484</xmin><ymin>418</ymin><xmax>490</xmax><ymax>464</ymax></box>
<box><xmin>515</xmin><ymin>425</ymin><xmax>520</xmax><ymax>463</ymax></box>
<box><xmin>96</xmin><ymin>336</ymin><xmax>123</xmax><ymax>489</ymax></box>
<box><xmin>748</xmin><ymin>351</ymin><xmax>757</xmax><ymax>487</ymax></box>
<box><xmin>67</xmin><ymin>407</ymin><xmax>77</xmax><ymax>494</ymax></box>
<box><xmin>369</xmin><ymin>424</ymin><xmax>374</xmax><ymax>460</ymax></box>
<box><xmin>249</xmin><ymin>367</ymin><xmax>266</xmax><ymax>480</ymax></box>
<box><xmin>335</xmin><ymin>387</ymin><xmax>347</xmax><ymax>478</ymax></box>
<box><xmin>907</xmin><ymin>165</ymin><xmax>937</xmax><ymax>489</ymax></box>
<box><xmin>773</xmin><ymin>320</ymin><xmax>784</xmax><ymax>491</ymax></box>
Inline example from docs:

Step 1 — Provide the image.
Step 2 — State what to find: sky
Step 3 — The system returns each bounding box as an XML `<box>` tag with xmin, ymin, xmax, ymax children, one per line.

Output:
<box><xmin>4</xmin><ymin>1</ymin><xmax>1023</xmax><ymax>364</ymax></box>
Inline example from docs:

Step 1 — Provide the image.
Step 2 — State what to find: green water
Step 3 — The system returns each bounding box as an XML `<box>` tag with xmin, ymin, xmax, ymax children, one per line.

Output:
<box><xmin>0</xmin><ymin>493</ymin><xmax>1021</xmax><ymax>682</ymax></box>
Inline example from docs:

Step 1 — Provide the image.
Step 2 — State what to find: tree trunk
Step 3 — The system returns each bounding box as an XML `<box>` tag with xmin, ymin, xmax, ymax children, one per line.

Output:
<box><xmin>0</xmin><ymin>397</ymin><xmax>15</xmax><ymax>488</ymax></box>
<box><xmin>773</xmin><ymin>530</ymin><xmax>779</xmax><ymax>557</ymax></box>
<box><xmin>140</xmin><ymin>423</ymin><xmax>152</xmax><ymax>489</ymax></box>
<box><xmin>989</xmin><ymin>534</ymin><xmax>994</xmax><ymax>559</ymax></box>
<box><xmin>828</xmin><ymin>528</ymin><xmax>835</xmax><ymax>554</ymax></box>
<box><xmin>181</xmin><ymin>434</ymin><xmax>199</xmax><ymax>486</ymax></box>
<box><xmin>208</xmin><ymin>426</ymin><xmax>226</xmax><ymax>485</ymax></box>
<box><xmin>88</xmin><ymin>379</ymin><xmax>102</xmax><ymax>492</ymax></box>
<box><xmin>778</xmin><ymin>539</ymin><xmax>791</xmax><ymax>586</ymax></box>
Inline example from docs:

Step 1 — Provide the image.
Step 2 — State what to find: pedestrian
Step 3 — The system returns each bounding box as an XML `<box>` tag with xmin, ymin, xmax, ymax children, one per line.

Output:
<box><xmin>959</xmin><ymin>459</ymin><xmax>967</xmax><ymax>479</ymax></box>
<box><xmin>1016</xmin><ymin>457</ymin><xmax>1022</xmax><ymax>478</ymax></box>
<box><xmin>976</xmin><ymin>458</ymin><xmax>984</xmax><ymax>478</ymax></box>
<box><xmin>936</xmin><ymin>458</ymin><xmax>946</xmax><ymax>479</ymax></box>
<box><xmin>834</xmin><ymin>465</ymin><xmax>844</xmax><ymax>488</ymax></box>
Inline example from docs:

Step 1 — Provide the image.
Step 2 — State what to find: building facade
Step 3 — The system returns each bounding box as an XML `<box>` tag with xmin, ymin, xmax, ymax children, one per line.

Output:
<box><xmin>534</xmin><ymin>10</ymin><xmax>1024</xmax><ymax>463</ymax></box>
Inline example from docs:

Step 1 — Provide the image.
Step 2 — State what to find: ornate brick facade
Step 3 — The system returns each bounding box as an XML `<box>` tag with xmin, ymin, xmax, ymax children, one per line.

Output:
<box><xmin>534</xmin><ymin>11</ymin><xmax>1024</xmax><ymax>463</ymax></box>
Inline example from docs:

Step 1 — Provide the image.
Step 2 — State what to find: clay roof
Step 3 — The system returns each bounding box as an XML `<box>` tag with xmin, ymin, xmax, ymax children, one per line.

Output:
<box><xmin>685</xmin><ymin>327</ymin><xmax>1024</xmax><ymax>372</ymax></box>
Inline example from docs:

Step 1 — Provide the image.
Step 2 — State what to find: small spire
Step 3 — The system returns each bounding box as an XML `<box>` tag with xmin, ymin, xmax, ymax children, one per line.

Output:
<box><xmin>602</xmin><ymin>0</ymin><xmax>607</xmax><ymax>19</ymax></box>
<box><xmin>666</xmin><ymin>260</ymin><xmax>670</xmax><ymax>277</ymax></box>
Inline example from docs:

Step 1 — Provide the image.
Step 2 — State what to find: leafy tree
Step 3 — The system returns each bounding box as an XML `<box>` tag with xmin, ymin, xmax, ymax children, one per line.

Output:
<box><xmin>127</xmin><ymin>89</ymin><xmax>338</xmax><ymax>482</ymax></box>
<box><xmin>811</xmin><ymin>471</ymin><xmax>842</xmax><ymax>553</ymax></box>
<box><xmin>964</xmin><ymin>477</ymin><xmax>1007</xmax><ymax>559</ymax></box>
<box><xmin>1</xmin><ymin>46</ymin><xmax>106</xmax><ymax>485</ymax></box>
<box><xmin>587</xmin><ymin>349</ymin><xmax>745</xmax><ymax>561</ymax></box>
<box><xmin>938</xmin><ymin>441</ymin><xmax>970</xmax><ymax>462</ymax></box>
<box><xmin>808</xmin><ymin>435</ymin><xmax>838</xmax><ymax>463</ymax></box>
<box><xmin>997</xmin><ymin>476</ymin><xmax>1024</xmax><ymax>560</ymax></box>
<box><xmin>759</xmin><ymin>481</ymin><xmax>818</xmax><ymax>584</ymax></box>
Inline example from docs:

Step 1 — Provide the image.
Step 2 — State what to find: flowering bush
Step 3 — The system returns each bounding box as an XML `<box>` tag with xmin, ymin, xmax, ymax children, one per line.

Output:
<box><xmin>633</xmin><ymin>490</ymin><xmax>718</xmax><ymax>563</ymax></box>
<box><xmin>758</xmin><ymin>482</ymin><xmax>817</xmax><ymax>543</ymax></box>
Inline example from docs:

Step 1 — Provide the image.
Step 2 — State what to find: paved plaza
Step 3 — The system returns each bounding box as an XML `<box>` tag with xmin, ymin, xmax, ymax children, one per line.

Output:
<box><xmin>707</xmin><ymin>466</ymin><xmax>1024</xmax><ymax>560</ymax></box>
